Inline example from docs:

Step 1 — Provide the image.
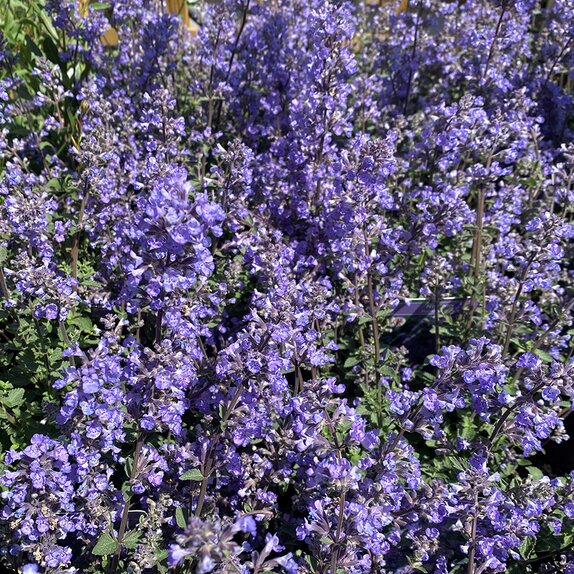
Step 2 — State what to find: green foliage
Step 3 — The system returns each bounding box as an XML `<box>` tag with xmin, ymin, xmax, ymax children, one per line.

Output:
<box><xmin>180</xmin><ymin>468</ymin><xmax>204</xmax><ymax>481</ymax></box>
<box><xmin>92</xmin><ymin>531</ymin><xmax>118</xmax><ymax>556</ymax></box>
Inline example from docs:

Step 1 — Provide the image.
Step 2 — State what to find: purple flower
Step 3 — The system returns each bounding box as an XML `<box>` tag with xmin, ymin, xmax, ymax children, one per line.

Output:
<box><xmin>517</xmin><ymin>353</ymin><xmax>541</xmax><ymax>370</ymax></box>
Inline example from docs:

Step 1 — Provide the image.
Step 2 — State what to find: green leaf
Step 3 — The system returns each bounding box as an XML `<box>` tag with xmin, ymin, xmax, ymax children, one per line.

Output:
<box><xmin>519</xmin><ymin>536</ymin><xmax>536</xmax><ymax>560</ymax></box>
<box><xmin>343</xmin><ymin>356</ymin><xmax>361</xmax><ymax>368</ymax></box>
<box><xmin>91</xmin><ymin>1</ymin><xmax>111</xmax><ymax>9</ymax></box>
<box><xmin>121</xmin><ymin>482</ymin><xmax>133</xmax><ymax>500</ymax></box>
<box><xmin>534</xmin><ymin>349</ymin><xmax>554</xmax><ymax>363</ymax></box>
<box><xmin>71</xmin><ymin>316</ymin><xmax>93</xmax><ymax>332</ymax></box>
<box><xmin>421</xmin><ymin>371</ymin><xmax>435</xmax><ymax>383</ymax></box>
<box><xmin>122</xmin><ymin>530</ymin><xmax>140</xmax><ymax>550</ymax></box>
<box><xmin>509</xmin><ymin>338</ymin><xmax>527</xmax><ymax>352</ymax></box>
<box><xmin>92</xmin><ymin>532</ymin><xmax>118</xmax><ymax>556</ymax></box>
<box><xmin>175</xmin><ymin>506</ymin><xmax>187</xmax><ymax>529</ymax></box>
<box><xmin>449</xmin><ymin>456</ymin><xmax>468</xmax><ymax>472</ymax></box>
<box><xmin>25</xmin><ymin>35</ymin><xmax>42</xmax><ymax>58</ymax></box>
<box><xmin>42</xmin><ymin>36</ymin><xmax>60</xmax><ymax>64</ymax></box>
<box><xmin>379</xmin><ymin>365</ymin><xmax>397</xmax><ymax>378</ymax></box>
<box><xmin>526</xmin><ymin>466</ymin><xmax>544</xmax><ymax>480</ymax></box>
<box><xmin>0</xmin><ymin>245</ymin><xmax>7</xmax><ymax>263</ymax></box>
<box><xmin>124</xmin><ymin>455</ymin><xmax>133</xmax><ymax>478</ymax></box>
<box><xmin>3</xmin><ymin>388</ymin><xmax>25</xmax><ymax>408</ymax></box>
<box><xmin>180</xmin><ymin>468</ymin><xmax>203</xmax><ymax>481</ymax></box>
<box><xmin>155</xmin><ymin>547</ymin><xmax>169</xmax><ymax>568</ymax></box>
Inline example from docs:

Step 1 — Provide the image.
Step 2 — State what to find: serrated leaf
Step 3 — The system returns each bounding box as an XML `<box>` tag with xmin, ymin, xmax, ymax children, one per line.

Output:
<box><xmin>448</xmin><ymin>456</ymin><xmax>467</xmax><ymax>471</ymax></box>
<box><xmin>122</xmin><ymin>530</ymin><xmax>140</xmax><ymax>550</ymax></box>
<box><xmin>71</xmin><ymin>316</ymin><xmax>93</xmax><ymax>332</ymax></box>
<box><xmin>155</xmin><ymin>547</ymin><xmax>169</xmax><ymax>566</ymax></box>
<box><xmin>92</xmin><ymin>531</ymin><xmax>118</xmax><ymax>556</ymax></box>
<box><xmin>180</xmin><ymin>468</ymin><xmax>203</xmax><ymax>481</ymax></box>
<box><xmin>3</xmin><ymin>388</ymin><xmax>25</xmax><ymax>408</ymax></box>
<box><xmin>175</xmin><ymin>506</ymin><xmax>187</xmax><ymax>528</ymax></box>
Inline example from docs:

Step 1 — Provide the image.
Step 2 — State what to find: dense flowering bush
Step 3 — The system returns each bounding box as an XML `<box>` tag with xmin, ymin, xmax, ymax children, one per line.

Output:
<box><xmin>0</xmin><ymin>0</ymin><xmax>574</xmax><ymax>572</ymax></box>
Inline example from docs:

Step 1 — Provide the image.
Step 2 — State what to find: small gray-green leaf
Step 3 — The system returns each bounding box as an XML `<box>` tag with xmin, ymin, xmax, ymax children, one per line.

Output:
<box><xmin>175</xmin><ymin>506</ymin><xmax>187</xmax><ymax>529</ymax></box>
<box><xmin>0</xmin><ymin>246</ymin><xmax>7</xmax><ymax>263</ymax></box>
<box><xmin>92</xmin><ymin>532</ymin><xmax>118</xmax><ymax>556</ymax></box>
<box><xmin>180</xmin><ymin>468</ymin><xmax>203</xmax><ymax>481</ymax></box>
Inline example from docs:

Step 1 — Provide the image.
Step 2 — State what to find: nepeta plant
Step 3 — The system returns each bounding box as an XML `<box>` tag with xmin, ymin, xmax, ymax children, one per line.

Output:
<box><xmin>1</xmin><ymin>0</ymin><xmax>574</xmax><ymax>573</ymax></box>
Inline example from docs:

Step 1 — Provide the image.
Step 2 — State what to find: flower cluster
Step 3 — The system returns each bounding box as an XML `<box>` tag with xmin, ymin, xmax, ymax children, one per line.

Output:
<box><xmin>1</xmin><ymin>0</ymin><xmax>574</xmax><ymax>573</ymax></box>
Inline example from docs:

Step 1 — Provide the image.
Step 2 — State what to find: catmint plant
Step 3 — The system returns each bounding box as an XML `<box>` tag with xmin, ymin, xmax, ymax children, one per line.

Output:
<box><xmin>1</xmin><ymin>0</ymin><xmax>574</xmax><ymax>573</ymax></box>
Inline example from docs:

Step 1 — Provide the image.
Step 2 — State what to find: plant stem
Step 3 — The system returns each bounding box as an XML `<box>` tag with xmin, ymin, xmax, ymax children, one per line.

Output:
<box><xmin>322</xmin><ymin>410</ymin><xmax>346</xmax><ymax>574</ymax></box>
<box><xmin>434</xmin><ymin>285</ymin><xmax>441</xmax><ymax>353</ymax></box>
<box><xmin>471</xmin><ymin>187</ymin><xmax>485</xmax><ymax>279</ymax></box>
<box><xmin>195</xmin><ymin>332</ymin><xmax>272</xmax><ymax>517</ymax></box>
<box><xmin>362</xmin><ymin>228</ymin><xmax>383</xmax><ymax>426</ymax></box>
<box><xmin>502</xmin><ymin>254</ymin><xmax>536</xmax><ymax>356</ymax></box>
<box><xmin>466</xmin><ymin>378</ymin><xmax>546</xmax><ymax>574</ymax></box>
<box><xmin>483</xmin><ymin>0</ymin><xmax>508</xmax><ymax>80</ymax></box>
<box><xmin>71</xmin><ymin>181</ymin><xmax>89</xmax><ymax>280</ymax></box>
<box><xmin>329</xmin><ymin>489</ymin><xmax>347</xmax><ymax>574</ymax></box>
<box><xmin>110</xmin><ymin>310</ymin><xmax>162</xmax><ymax>572</ymax></box>
<box><xmin>213</xmin><ymin>0</ymin><xmax>250</xmax><ymax>130</ymax></box>
<box><xmin>543</xmin><ymin>36</ymin><xmax>573</xmax><ymax>88</ymax></box>
<box><xmin>0</xmin><ymin>267</ymin><xmax>10</xmax><ymax>301</ymax></box>
<box><xmin>199</xmin><ymin>28</ymin><xmax>220</xmax><ymax>184</ymax></box>
<box><xmin>466</xmin><ymin>490</ymin><xmax>479</xmax><ymax>574</ymax></box>
<box><xmin>59</xmin><ymin>320</ymin><xmax>76</xmax><ymax>367</ymax></box>
<box><xmin>466</xmin><ymin>148</ymin><xmax>493</xmax><ymax>330</ymax></box>
<box><xmin>354</xmin><ymin>274</ymin><xmax>365</xmax><ymax>348</ymax></box>
<box><xmin>295</xmin><ymin>361</ymin><xmax>304</xmax><ymax>395</ymax></box>
<box><xmin>195</xmin><ymin>381</ymin><xmax>244</xmax><ymax>517</ymax></box>
<box><xmin>403</xmin><ymin>0</ymin><xmax>422</xmax><ymax>115</ymax></box>
<box><xmin>110</xmin><ymin>429</ymin><xmax>146</xmax><ymax>573</ymax></box>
